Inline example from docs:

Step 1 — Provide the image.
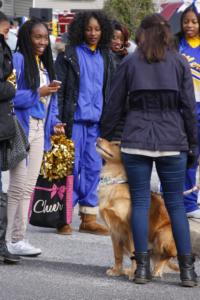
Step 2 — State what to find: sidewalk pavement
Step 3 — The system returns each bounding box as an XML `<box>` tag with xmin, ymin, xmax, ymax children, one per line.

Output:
<box><xmin>190</xmin><ymin>218</ymin><xmax>200</xmax><ymax>256</ymax></box>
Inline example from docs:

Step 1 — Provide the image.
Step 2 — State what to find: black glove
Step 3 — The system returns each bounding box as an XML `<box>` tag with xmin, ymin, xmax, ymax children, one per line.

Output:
<box><xmin>187</xmin><ymin>151</ymin><xmax>198</xmax><ymax>169</ymax></box>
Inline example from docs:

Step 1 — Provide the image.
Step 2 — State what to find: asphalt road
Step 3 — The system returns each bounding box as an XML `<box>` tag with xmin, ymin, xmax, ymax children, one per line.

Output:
<box><xmin>0</xmin><ymin>173</ymin><xmax>200</xmax><ymax>300</ymax></box>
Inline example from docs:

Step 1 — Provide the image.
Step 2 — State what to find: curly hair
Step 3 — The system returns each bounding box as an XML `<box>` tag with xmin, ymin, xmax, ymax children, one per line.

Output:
<box><xmin>16</xmin><ymin>18</ymin><xmax>55</xmax><ymax>90</ymax></box>
<box><xmin>68</xmin><ymin>11</ymin><xmax>113</xmax><ymax>48</ymax></box>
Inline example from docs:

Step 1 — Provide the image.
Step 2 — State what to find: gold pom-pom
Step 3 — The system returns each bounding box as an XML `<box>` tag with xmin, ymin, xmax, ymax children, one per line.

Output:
<box><xmin>40</xmin><ymin>134</ymin><xmax>74</xmax><ymax>181</ymax></box>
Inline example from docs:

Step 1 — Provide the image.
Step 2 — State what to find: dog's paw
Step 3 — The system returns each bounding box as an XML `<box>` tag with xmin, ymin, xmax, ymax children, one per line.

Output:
<box><xmin>106</xmin><ymin>267</ymin><xmax>122</xmax><ymax>277</ymax></box>
<box><xmin>123</xmin><ymin>268</ymin><xmax>135</xmax><ymax>280</ymax></box>
<box><xmin>152</xmin><ymin>269</ymin><xmax>163</xmax><ymax>278</ymax></box>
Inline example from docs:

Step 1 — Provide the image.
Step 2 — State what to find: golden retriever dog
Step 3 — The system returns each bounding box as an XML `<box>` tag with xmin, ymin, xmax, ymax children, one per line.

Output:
<box><xmin>96</xmin><ymin>138</ymin><xmax>178</xmax><ymax>279</ymax></box>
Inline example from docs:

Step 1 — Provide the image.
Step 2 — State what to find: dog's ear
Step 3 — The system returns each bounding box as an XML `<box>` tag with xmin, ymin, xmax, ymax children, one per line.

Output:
<box><xmin>110</xmin><ymin>141</ymin><xmax>121</xmax><ymax>146</ymax></box>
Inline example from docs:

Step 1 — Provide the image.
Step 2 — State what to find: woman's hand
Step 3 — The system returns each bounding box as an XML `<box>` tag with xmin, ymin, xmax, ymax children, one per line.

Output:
<box><xmin>53</xmin><ymin>123</ymin><xmax>66</xmax><ymax>135</ymax></box>
<box><xmin>39</xmin><ymin>85</ymin><xmax>60</xmax><ymax>97</ymax></box>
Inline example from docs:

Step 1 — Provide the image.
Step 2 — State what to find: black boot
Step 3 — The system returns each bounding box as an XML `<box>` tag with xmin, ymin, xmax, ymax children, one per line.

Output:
<box><xmin>178</xmin><ymin>254</ymin><xmax>198</xmax><ymax>287</ymax></box>
<box><xmin>0</xmin><ymin>241</ymin><xmax>20</xmax><ymax>263</ymax></box>
<box><xmin>134</xmin><ymin>252</ymin><xmax>152</xmax><ymax>284</ymax></box>
<box><xmin>0</xmin><ymin>192</ymin><xmax>20</xmax><ymax>263</ymax></box>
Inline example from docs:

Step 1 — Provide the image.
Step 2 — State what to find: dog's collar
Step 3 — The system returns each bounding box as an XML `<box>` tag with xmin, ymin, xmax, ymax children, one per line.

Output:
<box><xmin>99</xmin><ymin>176</ymin><xmax>127</xmax><ymax>186</ymax></box>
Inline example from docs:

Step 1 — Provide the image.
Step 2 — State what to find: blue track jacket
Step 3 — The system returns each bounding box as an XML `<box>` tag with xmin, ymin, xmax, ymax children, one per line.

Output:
<box><xmin>12</xmin><ymin>52</ymin><xmax>60</xmax><ymax>151</ymax></box>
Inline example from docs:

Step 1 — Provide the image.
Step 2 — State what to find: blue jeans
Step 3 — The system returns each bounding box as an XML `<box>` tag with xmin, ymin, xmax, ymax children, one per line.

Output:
<box><xmin>122</xmin><ymin>152</ymin><xmax>191</xmax><ymax>255</ymax></box>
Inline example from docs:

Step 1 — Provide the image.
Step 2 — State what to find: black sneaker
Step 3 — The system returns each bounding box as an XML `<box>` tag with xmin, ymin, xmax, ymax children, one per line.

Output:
<box><xmin>0</xmin><ymin>242</ymin><xmax>20</xmax><ymax>264</ymax></box>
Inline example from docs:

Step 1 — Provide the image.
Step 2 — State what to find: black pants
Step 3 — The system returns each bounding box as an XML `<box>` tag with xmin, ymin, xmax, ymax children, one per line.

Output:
<box><xmin>0</xmin><ymin>192</ymin><xmax>7</xmax><ymax>242</ymax></box>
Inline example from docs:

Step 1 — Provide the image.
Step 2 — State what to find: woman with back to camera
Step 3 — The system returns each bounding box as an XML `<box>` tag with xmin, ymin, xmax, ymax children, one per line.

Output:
<box><xmin>101</xmin><ymin>13</ymin><xmax>198</xmax><ymax>287</ymax></box>
<box><xmin>6</xmin><ymin>19</ymin><xmax>64</xmax><ymax>257</ymax></box>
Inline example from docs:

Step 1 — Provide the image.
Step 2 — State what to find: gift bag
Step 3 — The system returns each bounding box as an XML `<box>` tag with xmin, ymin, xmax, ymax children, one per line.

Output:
<box><xmin>28</xmin><ymin>175</ymin><xmax>73</xmax><ymax>228</ymax></box>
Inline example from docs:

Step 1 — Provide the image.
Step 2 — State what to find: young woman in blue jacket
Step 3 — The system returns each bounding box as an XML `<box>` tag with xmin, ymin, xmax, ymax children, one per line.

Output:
<box><xmin>55</xmin><ymin>11</ymin><xmax>114</xmax><ymax>235</ymax></box>
<box><xmin>6</xmin><ymin>19</ymin><xmax>64</xmax><ymax>257</ymax></box>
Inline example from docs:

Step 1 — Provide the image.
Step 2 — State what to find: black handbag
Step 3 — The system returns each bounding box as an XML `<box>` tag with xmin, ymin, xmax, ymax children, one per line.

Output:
<box><xmin>0</xmin><ymin>115</ymin><xmax>30</xmax><ymax>171</ymax></box>
<box><xmin>29</xmin><ymin>175</ymin><xmax>73</xmax><ymax>228</ymax></box>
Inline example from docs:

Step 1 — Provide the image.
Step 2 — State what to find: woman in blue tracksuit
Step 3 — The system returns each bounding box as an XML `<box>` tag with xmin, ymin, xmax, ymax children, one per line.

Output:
<box><xmin>55</xmin><ymin>11</ymin><xmax>114</xmax><ymax>235</ymax></box>
<box><xmin>6</xmin><ymin>19</ymin><xmax>64</xmax><ymax>257</ymax></box>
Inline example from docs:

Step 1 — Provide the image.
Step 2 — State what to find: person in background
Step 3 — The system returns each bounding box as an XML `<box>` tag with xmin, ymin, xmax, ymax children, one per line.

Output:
<box><xmin>101</xmin><ymin>13</ymin><xmax>198</xmax><ymax>287</ymax></box>
<box><xmin>6</xmin><ymin>18</ymin><xmax>64</xmax><ymax>257</ymax></box>
<box><xmin>109</xmin><ymin>20</ymin><xmax>130</xmax><ymax>142</ymax></box>
<box><xmin>110</xmin><ymin>20</ymin><xmax>130</xmax><ymax>70</ymax></box>
<box><xmin>176</xmin><ymin>4</ymin><xmax>200</xmax><ymax>218</ymax></box>
<box><xmin>55</xmin><ymin>11</ymin><xmax>114</xmax><ymax>235</ymax></box>
<box><xmin>0</xmin><ymin>11</ymin><xmax>20</xmax><ymax>263</ymax></box>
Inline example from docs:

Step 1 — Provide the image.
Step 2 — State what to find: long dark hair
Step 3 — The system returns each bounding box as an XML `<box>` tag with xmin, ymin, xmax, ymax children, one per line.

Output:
<box><xmin>68</xmin><ymin>11</ymin><xmax>113</xmax><ymax>48</ymax></box>
<box><xmin>135</xmin><ymin>13</ymin><xmax>175</xmax><ymax>63</ymax></box>
<box><xmin>16</xmin><ymin>18</ymin><xmax>55</xmax><ymax>90</ymax></box>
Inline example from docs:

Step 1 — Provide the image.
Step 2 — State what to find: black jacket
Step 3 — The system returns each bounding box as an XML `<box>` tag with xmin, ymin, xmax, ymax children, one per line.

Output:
<box><xmin>55</xmin><ymin>45</ymin><xmax>114</xmax><ymax>138</ymax></box>
<box><xmin>101</xmin><ymin>49</ymin><xmax>198</xmax><ymax>155</ymax></box>
<box><xmin>0</xmin><ymin>34</ymin><xmax>16</xmax><ymax>142</ymax></box>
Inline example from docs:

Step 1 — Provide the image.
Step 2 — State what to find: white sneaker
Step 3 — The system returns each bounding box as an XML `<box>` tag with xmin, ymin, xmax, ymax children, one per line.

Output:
<box><xmin>7</xmin><ymin>240</ymin><xmax>42</xmax><ymax>257</ymax></box>
<box><xmin>187</xmin><ymin>209</ymin><xmax>200</xmax><ymax>219</ymax></box>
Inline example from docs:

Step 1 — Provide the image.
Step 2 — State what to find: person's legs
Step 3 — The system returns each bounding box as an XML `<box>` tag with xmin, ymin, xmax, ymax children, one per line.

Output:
<box><xmin>6</xmin><ymin>158</ymin><xmax>27</xmax><ymax>243</ymax></box>
<box><xmin>184</xmin><ymin>102</ymin><xmax>200</xmax><ymax>218</ymax></box>
<box><xmin>7</xmin><ymin>118</ymin><xmax>44</xmax><ymax>256</ymax></box>
<box><xmin>79</xmin><ymin>124</ymin><xmax>102</xmax><ymax>210</ymax></box>
<box><xmin>0</xmin><ymin>166</ymin><xmax>6</xmax><ymax>241</ymax></box>
<box><xmin>72</xmin><ymin>123</ymin><xmax>108</xmax><ymax>235</ymax></box>
<box><xmin>122</xmin><ymin>153</ymin><xmax>153</xmax><ymax>283</ymax></box>
<box><xmin>122</xmin><ymin>153</ymin><xmax>152</xmax><ymax>251</ymax></box>
<box><xmin>156</xmin><ymin>153</ymin><xmax>197</xmax><ymax>287</ymax></box>
<box><xmin>71</xmin><ymin>123</ymin><xmax>85</xmax><ymax>208</ymax></box>
<box><xmin>0</xmin><ymin>151</ymin><xmax>20</xmax><ymax>263</ymax></box>
<box><xmin>156</xmin><ymin>153</ymin><xmax>190</xmax><ymax>253</ymax></box>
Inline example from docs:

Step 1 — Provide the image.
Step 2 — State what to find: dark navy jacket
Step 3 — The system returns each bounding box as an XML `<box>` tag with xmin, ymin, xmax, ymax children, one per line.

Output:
<box><xmin>101</xmin><ymin>49</ymin><xmax>198</xmax><ymax>155</ymax></box>
<box><xmin>0</xmin><ymin>34</ymin><xmax>16</xmax><ymax>142</ymax></box>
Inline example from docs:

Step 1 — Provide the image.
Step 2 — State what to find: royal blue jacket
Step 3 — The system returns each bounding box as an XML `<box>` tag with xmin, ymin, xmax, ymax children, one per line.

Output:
<box><xmin>12</xmin><ymin>52</ymin><xmax>60</xmax><ymax>151</ymax></box>
<box><xmin>74</xmin><ymin>44</ymin><xmax>104</xmax><ymax>122</ymax></box>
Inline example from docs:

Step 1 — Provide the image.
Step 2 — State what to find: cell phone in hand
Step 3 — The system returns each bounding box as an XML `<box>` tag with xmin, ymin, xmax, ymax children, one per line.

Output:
<box><xmin>49</xmin><ymin>80</ymin><xmax>62</xmax><ymax>87</ymax></box>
